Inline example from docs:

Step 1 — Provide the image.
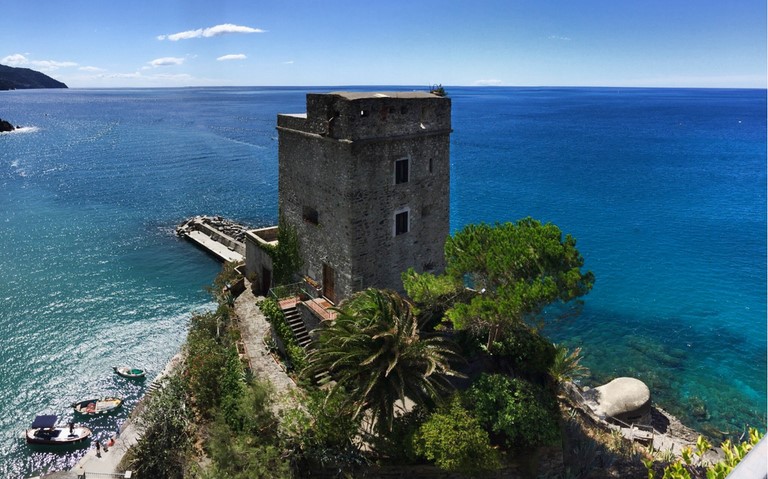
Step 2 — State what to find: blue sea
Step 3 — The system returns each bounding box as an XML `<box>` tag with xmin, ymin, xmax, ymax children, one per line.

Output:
<box><xmin>1</xmin><ymin>86</ymin><xmax>765</xmax><ymax>477</ymax></box>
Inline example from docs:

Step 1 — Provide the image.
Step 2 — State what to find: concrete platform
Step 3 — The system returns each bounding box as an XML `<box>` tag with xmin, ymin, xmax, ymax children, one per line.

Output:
<box><xmin>185</xmin><ymin>230</ymin><xmax>244</xmax><ymax>263</ymax></box>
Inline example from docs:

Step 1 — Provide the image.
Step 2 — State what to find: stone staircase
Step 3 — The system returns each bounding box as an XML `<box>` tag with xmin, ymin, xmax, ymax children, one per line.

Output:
<box><xmin>282</xmin><ymin>305</ymin><xmax>312</xmax><ymax>349</ymax></box>
<box><xmin>280</xmin><ymin>303</ymin><xmax>331</xmax><ymax>385</ymax></box>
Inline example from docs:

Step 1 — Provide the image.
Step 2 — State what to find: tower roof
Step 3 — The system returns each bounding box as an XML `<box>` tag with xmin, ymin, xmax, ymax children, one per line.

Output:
<box><xmin>327</xmin><ymin>91</ymin><xmax>440</xmax><ymax>100</ymax></box>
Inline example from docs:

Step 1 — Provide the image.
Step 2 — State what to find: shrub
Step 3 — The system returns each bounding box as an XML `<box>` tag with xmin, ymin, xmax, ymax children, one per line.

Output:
<box><xmin>647</xmin><ymin>428</ymin><xmax>764</xmax><ymax>479</ymax></box>
<box><xmin>282</xmin><ymin>388</ymin><xmax>367</xmax><ymax>475</ymax></box>
<box><xmin>127</xmin><ymin>374</ymin><xmax>194</xmax><ymax>479</ymax></box>
<box><xmin>464</xmin><ymin>373</ymin><xmax>560</xmax><ymax>449</ymax></box>
<box><xmin>413</xmin><ymin>397</ymin><xmax>500</xmax><ymax>475</ymax></box>
<box><xmin>205</xmin><ymin>380</ymin><xmax>289</xmax><ymax>479</ymax></box>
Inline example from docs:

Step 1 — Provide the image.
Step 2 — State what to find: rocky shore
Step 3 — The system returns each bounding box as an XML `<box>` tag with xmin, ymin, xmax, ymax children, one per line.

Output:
<box><xmin>175</xmin><ymin>215</ymin><xmax>250</xmax><ymax>243</ymax></box>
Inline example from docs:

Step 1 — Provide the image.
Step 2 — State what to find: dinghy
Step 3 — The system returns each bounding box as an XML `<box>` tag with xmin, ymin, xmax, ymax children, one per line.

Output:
<box><xmin>113</xmin><ymin>366</ymin><xmax>146</xmax><ymax>378</ymax></box>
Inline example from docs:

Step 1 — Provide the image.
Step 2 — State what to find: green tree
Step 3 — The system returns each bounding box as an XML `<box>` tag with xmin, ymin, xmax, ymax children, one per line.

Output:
<box><xmin>303</xmin><ymin>288</ymin><xmax>463</xmax><ymax>434</ymax></box>
<box><xmin>464</xmin><ymin>373</ymin><xmax>560</xmax><ymax>449</ymax></box>
<box><xmin>444</xmin><ymin>218</ymin><xmax>594</xmax><ymax>348</ymax></box>
<box><xmin>402</xmin><ymin>267</ymin><xmax>469</xmax><ymax>330</ymax></box>
<box><xmin>413</xmin><ymin>396</ymin><xmax>500</xmax><ymax>475</ymax></box>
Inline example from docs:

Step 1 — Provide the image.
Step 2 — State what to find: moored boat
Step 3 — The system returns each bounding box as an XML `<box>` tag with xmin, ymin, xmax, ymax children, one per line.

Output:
<box><xmin>26</xmin><ymin>415</ymin><xmax>91</xmax><ymax>445</ymax></box>
<box><xmin>72</xmin><ymin>397</ymin><xmax>123</xmax><ymax>416</ymax></box>
<box><xmin>113</xmin><ymin>366</ymin><xmax>146</xmax><ymax>378</ymax></box>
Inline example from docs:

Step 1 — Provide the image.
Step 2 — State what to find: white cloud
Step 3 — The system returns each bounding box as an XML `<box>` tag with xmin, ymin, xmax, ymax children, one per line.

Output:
<box><xmin>548</xmin><ymin>35</ymin><xmax>571</xmax><ymax>41</ymax></box>
<box><xmin>79</xmin><ymin>66</ymin><xmax>105</xmax><ymax>72</ymax></box>
<box><xmin>158</xmin><ymin>23</ymin><xmax>265</xmax><ymax>41</ymax></box>
<box><xmin>33</xmin><ymin>60</ymin><xmax>78</xmax><ymax>70</ymax></box>
<box><xmin>217</xmin><ymin>54</ymin><xmax>247</xmax><ymax>61</ymax></box>
<box><xmin>473</xmin><ymin>79</ymin><xmax>503</xmax><ymax>86</ymax></box>
<box><xmin>282</xmin><ymin>60</ymin><xmax>295</xmax><ymax>65</ymax></box>
<box><xmin>2</xmin><ymin>53</ymin><xmax>28</xmax><ymax>65</ymax></box>
<box><xmin>148</xmin><ymin>57</ymin><xmax>185</xmax><ymax>67</ymax></box>
<box><xmin>1</xmin><ymin>53</ymin><xmax>77</xmax><ymax>71</ymax></box>
<box><xmin>102</xmin><ymin>72</ymin><xmax>143</xmax><ymax>79</ymax></box>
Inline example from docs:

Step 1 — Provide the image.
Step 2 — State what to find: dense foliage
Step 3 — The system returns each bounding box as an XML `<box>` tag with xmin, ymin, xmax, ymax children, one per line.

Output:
<box><xmin>646</xmin><ymin>429</ymin><xmax>764</xmax><ymax>479</ymax></box>
<box><xmin>204</xmin><ymin>380</ymin><xmax>290</xmax><ymax>479</ymax></box>
<box><xmin>128</xmin><ymin>217</ymin><xmax>604</xmax><ymax>477</ymax></box>
<box><xmin>282</xmin><ymin>388</ymin><xmax>368</xmax><ymax>475</ymax></box>
<box><xmin>464</xmin><ymin>373</ymin><xmax>560</xmax><ymax>449</ymax></box>
<box><xmin>125</xmin><ymin>374</ymin><xmax>195</xmax><ymax>479</ymax></box>
<box><xmin>413</xmin><ymin>397</ymin><xmax>500</xmax><ymax>475</ymax></box>
<box><xmin>303</xmin><ymin>288</ymin><xmax>462</xmax><ymax>434</ymax></box>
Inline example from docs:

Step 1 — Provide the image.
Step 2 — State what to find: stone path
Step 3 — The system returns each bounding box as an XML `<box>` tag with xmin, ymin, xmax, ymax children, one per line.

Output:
<box><xmin>233</xmin><ymin>280</ymin><xmax>299</xmax><ymax>412</ymax></box>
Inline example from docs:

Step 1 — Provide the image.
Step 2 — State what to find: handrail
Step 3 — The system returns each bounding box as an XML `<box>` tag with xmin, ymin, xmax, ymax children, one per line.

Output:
<box><xmin>269</xmin><ymin>280</ymin><xmax>320</xmax><ymax>302</ymax></box>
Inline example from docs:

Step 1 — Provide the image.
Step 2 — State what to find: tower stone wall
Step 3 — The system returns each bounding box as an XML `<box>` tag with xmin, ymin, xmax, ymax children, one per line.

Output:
<box><xmin>276</xmin><ymin>91</ymin><xmax>451</xmax><ymax>303</ymax></box>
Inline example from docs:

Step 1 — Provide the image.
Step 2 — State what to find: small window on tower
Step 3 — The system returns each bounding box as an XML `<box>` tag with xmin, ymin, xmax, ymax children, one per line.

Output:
<box><xmin>395</xmin><ymin>158</ymin><xmax>409</xmax><ymax>184</ymax></box>
<box><xmin>395</xmin><ymin>210</ymin><xmax>409</xmax><ymax>236</ymax></box>
<box><xmin>302</xmin><ymin>206</ymin><xmax>319</xmax><ymax>225</ymax></box>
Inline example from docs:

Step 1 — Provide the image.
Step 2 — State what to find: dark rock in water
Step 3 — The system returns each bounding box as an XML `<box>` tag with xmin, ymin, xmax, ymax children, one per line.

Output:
<box><xmin>0</xmin><ymin>118</ymin><xmax>14</xmax><ymax>132</ymax></box>
<box><xmin>687</xmin><ymin>396</ymin><xmax>710</xmax><ymax>421</ymax></box>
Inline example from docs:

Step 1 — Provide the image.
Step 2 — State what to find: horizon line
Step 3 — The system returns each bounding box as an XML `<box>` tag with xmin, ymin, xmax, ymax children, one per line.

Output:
<box><xmin>8</xmin><ymin>84</ymin><xmax>766</xmax><ymax>91</ymax></box>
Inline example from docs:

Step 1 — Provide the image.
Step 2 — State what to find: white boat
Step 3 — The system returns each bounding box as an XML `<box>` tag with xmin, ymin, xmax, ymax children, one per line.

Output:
<box><xmin>26</xmin><ymin>415</ymin><xmax>91</xmax><ymax>446</ymax></box>
<box><xmin>113</xmin><ymin>366</ymin><xmax>146</xmax><ymax>378</ymax></box>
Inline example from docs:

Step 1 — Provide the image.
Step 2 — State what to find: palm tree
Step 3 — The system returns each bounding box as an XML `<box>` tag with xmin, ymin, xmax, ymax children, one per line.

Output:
<box><xmin>303</xmin><ymin>288</ymin><xmax>462</xmax><ymax>434</ymax></box>
<box><xmin>548</xmin><ymin>343</ymin><xmax>589</xmax><ymax>391</ymax></box>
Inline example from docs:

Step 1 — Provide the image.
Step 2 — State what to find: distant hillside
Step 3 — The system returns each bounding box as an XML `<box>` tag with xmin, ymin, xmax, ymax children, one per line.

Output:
<box><xmin>0</xmin><ymin>64</ymin><xmax>67</xmax><ymax>90</ymax></box>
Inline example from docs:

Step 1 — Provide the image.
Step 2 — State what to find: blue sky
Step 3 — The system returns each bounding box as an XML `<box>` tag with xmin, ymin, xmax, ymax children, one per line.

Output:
<box><xmin>1</xmin><ymin>0</ymin><xmax>765</xmax><ymax>88</ymax></box>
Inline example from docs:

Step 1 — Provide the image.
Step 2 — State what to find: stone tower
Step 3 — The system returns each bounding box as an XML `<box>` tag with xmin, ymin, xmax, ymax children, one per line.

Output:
<box><xmin>256</xmin><ymin>91</ymin><xmax>451</xmax><ymax>304</ymax></box>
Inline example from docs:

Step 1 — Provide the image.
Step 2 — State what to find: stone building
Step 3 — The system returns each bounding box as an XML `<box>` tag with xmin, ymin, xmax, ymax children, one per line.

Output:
<box><xmin>246</xmin><ymin>91</ymin><xmax>451</xmax><ymax>304</ymax></box>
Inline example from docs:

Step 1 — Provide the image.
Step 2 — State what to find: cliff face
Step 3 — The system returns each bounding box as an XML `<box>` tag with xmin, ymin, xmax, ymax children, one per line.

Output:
<box><xmin>0</xmin><ymin>64</ymin><xmax>68</xmax><ymax>90</ymax></box>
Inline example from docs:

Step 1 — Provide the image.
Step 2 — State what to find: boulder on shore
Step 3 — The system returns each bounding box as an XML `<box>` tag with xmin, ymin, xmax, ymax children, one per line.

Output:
<box><xmin>0</xmin><ymin>118</ymin><xmax>14</xmax><ymax>132</ymax></box>
<box><xmin>590</xmin><ymin>377</ymin><xmax>651</xmax><ymax>424</ymax></box>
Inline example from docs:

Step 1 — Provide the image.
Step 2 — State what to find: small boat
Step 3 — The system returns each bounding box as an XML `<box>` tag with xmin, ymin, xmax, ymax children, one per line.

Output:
<box><xmin>72</xmin><ymin>397</ymin><xmax>123</xmax><ymax>416</ymax></box>
<box><xmin>113</xmin><ymin>366</ymin><xmax>146</xmax><ymax>379</ymax></box>
<box><xmin>26</xmin><ymin>414</ymin><xmax>91</xmax><ymax>445</ymax></box>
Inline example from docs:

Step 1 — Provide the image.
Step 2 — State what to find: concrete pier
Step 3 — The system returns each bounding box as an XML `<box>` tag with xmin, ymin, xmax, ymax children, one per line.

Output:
<box><xmin>176</xmin><ymin>215</ymin><xmax>247</xmax><ymax>263</ymax></box>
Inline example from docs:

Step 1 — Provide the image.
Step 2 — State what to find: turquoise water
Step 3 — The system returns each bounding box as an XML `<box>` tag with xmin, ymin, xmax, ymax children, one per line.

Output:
<box><xmin>0</xmin><ymin>87</ymin><xmax>765</xmax><ymax>476</ymax></box>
